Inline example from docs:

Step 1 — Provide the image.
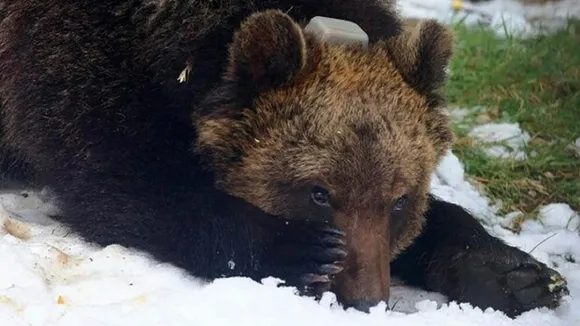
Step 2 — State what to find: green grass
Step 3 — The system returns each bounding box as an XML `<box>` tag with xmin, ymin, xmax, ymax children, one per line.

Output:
<box><xmin>445</xmin><ymin>19</ymin><xmax>580</xmax><ymax>229</ymax></box>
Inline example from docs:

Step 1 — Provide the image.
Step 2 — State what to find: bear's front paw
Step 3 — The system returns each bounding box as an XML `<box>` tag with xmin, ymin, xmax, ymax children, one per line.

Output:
<box><xmin>454</xmin><ymin>243</ymin><xmax>569</xmax><ymax>318</ymax></box>
<box><xmin>261</xmin><ymin>222</ymin><xmax>347</xmax><ymax>297</ymax></box>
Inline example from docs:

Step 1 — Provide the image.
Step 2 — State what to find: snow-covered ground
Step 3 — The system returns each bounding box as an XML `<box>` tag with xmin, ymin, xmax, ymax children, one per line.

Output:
<box><xmin>1</xmin><ymin>149</ymin><xmax>579</xmax><ymax>326</ymax></box>
<box><xmin>397</xmin><ymin>0</ymin><xmax>580</xmax><ymax>37</ymax></box>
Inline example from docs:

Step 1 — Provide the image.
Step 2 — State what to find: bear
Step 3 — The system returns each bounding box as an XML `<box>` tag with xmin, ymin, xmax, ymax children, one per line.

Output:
<box><xmin>194</xmin><ymin>10</ymin><xmax>571</xmax><ymax>317</ymax></box>
<box><xmin>0</xmin><ymin>0</ymin><xmax>568</xmax><ymax>318</ymax></box>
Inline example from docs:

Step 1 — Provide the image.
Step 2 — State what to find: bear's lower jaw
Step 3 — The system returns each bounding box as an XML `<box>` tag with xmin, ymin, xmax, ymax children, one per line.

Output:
<box><xmin>342</xmin><ymin>299</ymin><xmax>385</xmax><ymax>313</ymax></box>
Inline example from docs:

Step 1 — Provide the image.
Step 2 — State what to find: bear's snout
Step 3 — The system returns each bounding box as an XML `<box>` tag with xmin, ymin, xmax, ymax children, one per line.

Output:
<box><xmin>332</xmin><ymin>212</ymin><xmax>391</xmax><ymax>311</ymax></box>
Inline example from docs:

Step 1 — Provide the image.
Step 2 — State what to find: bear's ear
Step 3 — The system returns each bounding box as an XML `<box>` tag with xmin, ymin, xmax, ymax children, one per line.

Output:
<box><xmin>226</xmin><ymin>10</ymin><xmax>307</xmax><ymax>91</ymax></box>
<box><xmin>381</xmin><ymin>19</ymin><xmax>454</xmax><ymax>102</ymax></box>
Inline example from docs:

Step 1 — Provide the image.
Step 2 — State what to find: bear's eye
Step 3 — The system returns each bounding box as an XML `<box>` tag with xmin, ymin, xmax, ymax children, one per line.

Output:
<box><xmin>311</xmin><ymin>187</ymin><xmax>331</xmax><ymax>207</ymax></box>
<box><xmin>393</xmin><ymin>195</ymin><xmax>408</xmax><ymax>212</ymax></box>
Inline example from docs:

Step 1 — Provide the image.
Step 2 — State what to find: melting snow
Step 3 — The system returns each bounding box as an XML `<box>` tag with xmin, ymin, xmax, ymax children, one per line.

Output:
<box><xmin>469</xmin><ymin>122</ymin><xmax>532</xmax><ymax>160</ymax></box>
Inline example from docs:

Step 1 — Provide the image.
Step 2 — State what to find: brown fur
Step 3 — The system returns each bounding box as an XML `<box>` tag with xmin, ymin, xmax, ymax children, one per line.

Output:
<box><xmin>0</xmin><ymin>0</ymin><xmax>568</xmax><ymax>315</ymax></box>
<box><xmin>0</xmin><ymin>0</ymin><xmax>412</xmax><ymax>307</ymax></box>
<box><xmin>0</xmin><ymin>0</ymin><xmax>566</xmax><ymax>316</ymax></box>
<box><xmin>196</xmin><ymin>11</ymin><xmax>455</xmax><ymax>303</ymax></box>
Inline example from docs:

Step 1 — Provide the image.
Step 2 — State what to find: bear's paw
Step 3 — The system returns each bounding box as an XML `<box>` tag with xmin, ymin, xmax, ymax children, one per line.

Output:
<box><xmin>260</xmin><ymin>222</ymin><xmax>347</xmax><ymax>298</ymax></box>
<box><xmin>452</xmin><ymin>243</ymin><xmax>569</xmax><ymax>318</ymax></box>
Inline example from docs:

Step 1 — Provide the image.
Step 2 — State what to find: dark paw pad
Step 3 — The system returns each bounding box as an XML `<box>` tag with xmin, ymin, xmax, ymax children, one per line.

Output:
<box><xmin>503</xmin><ymin>262</ymin><xmax>568</xmax><ymax>311</ymax></box>
<box><xmin>457</xmin><ymin>246</ymin><xmax>569</xmax><ymax>318</ymax></box>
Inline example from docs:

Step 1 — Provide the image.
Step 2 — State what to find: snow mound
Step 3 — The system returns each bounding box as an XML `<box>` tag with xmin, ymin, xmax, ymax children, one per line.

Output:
<box><xmin>0</xmin><ymin>151</ymin><xmax>579</xmax><ymax>325</ymax></box>
<box><xmin>539</xmin><ymin>203</ymin><xmax>580</xmax><ymax>232</ymax></box>
<box><xmin>573</xmin><ymin>138</ymin><xmax>580</xmax><ymax>157</ymax></box>
<box><xmin>397</xmin><ymin>0</ymin><xmax>580</xmax><ymax>37</ymax></box>
<box><xmin>468</xmin><ymin>122</ymin><xmax>531</xmax><ymax>160</ymax></box>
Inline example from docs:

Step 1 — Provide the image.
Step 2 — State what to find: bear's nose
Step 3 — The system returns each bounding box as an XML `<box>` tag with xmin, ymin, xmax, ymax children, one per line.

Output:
<box><xmin>344</xmin><ymin>299</ymin><xmax>383</xmax><ymax>313</ymax></box>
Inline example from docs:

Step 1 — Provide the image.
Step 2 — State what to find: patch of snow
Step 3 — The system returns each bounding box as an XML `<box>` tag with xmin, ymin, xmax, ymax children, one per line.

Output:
<box><xmin>431</xmin><ymin>152</ymin><xmax>500</xmax><ymax>224</ymax></box>
<box><xmin>539</xmin><ymin>203</ymin><xmax>580</xmax><ymax>232</ymax></box>
<box><xmin>0</xmin><ymin>150</ymin><xmax>579</xmax><ymax>326</ymax></box>
<box><xmin>397</xmin><ymin>0</ymin><xmax>580</xmax><ymax>37</ymax></box>
<box><xmin>446</xmin><ymin>107</ymin><xmax>472</xmax><ymax>122</ymax></box>
<box><xmin>499</xmin><ymin>211</ymin><xmax>523</xmax><ymax>229</ymax></box>
<box><xmin>572</xmin><ymin>138</ymin><xmax>580</xmax><ymax>157</ymax></box>
<box><xmin>468</xmin><ymin>122</ymin><xmax>531</xmax><ymax>160</ymax></box>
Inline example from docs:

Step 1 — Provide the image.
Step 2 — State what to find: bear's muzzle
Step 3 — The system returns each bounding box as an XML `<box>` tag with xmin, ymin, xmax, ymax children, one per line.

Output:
<box><xmin>331</xmin><ymin>211</ymin><xmax>391</xmax><ymax>312</ymax></box>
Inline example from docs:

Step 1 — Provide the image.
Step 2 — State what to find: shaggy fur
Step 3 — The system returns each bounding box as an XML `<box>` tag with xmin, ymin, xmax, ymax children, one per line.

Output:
<box><xmin>196</xmin><ymin>12</ymin><xmax>455</xmax><ymax>304</ymax></box>
<box><xmin>195</xmin><ymin>9</ymin><xmax>569</xmax><ymax>316</ymax></box>
<box><xmin>0</xmin><ymin>0</ymin><xmax>404</xmax><ymax>293</ymax></box>
<box><xmin>0</xmin><ymin>0</ymin><xmax>569</xmax><ymax>318</ymax></box>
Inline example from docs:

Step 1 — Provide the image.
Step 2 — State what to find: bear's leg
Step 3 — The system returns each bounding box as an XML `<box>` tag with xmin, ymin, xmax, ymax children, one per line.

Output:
<box><xmin>46</xmin><ymin>172</ymin><xmax>347</xmax><ymax>295</ymax></box>
<box><xmin>0</xmin><ymin>146</ymin><xmax>36</xmax><ymax>190</ymax></box>
<box><xmin>391</xmin><ymin>196</ymin><xmax>569</xmax><ymax>318</ymax></box>
<box><xmin>0</xmin><ymin>2</ymin><xmax>344</xmax><ymax>297</ymax></box>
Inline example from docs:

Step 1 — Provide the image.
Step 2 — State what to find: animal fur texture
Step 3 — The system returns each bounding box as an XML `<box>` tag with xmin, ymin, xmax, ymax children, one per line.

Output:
<box><xmin>0</xmin><ymin>0</ymin><xmax>569</xmax><ymax>317</ymax></box>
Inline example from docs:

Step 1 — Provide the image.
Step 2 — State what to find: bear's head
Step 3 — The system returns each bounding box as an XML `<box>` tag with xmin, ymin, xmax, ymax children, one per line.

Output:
<box><xmin>195</xmin><ymin>10</ymin><xmax>454</xmax><ymax>307</ymax></box>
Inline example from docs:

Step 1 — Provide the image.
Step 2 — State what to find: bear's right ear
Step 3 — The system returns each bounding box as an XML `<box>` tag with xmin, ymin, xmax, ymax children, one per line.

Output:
<box><xmin>380</xmin><ymin>19</ymin><xmax>454</xmax><ymax>105</ymax></box>
<box><xmin>225</xmin><ymin>10</ymin><xmax>307</xmax><ymax>91</ymax></box>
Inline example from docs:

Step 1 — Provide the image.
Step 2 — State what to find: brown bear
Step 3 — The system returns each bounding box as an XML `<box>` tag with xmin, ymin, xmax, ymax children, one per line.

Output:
<box><xmin>195</xmin><ymin>10</ymin><xmax>570</xmax><ymax>317</ymax></box>
<box><xmin>0</xmin><ymin>0</ymin><xmax>568</xmax><ymax>318</ymax></box>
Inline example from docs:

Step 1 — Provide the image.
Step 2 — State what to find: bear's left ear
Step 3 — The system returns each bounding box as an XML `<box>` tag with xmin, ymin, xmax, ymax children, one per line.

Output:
<box><xmin>226</xmin><ymin>10</ymin><xmax>307</xmax><ymax>91</ymax></box>
<box><xmin>381</xmin><ymin>19</ymin><xmax>454</xmax><ymax>104</ymax></box>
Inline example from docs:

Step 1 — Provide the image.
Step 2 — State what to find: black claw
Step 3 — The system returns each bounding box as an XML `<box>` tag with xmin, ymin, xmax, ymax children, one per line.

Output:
<box><xmin>328</xmin><ymin>247</ymin><xmax>348</xmax><ymax>260</ymax></box>
<box><xmin>261</xmin><ymin>221</ymin><xmax>346</xmax><ymax>298</ymax></box>
<box><xmin>319</xmin><ymin>263</ymin><xmax>344</xmax><ymax>275</ymax></box>
<box><xmin>302</xmin><ymin>274</ymin><xmax>331</xmax><ymax>284</ymax></box>
<box><xmin>322</xmin><ymin>235</ymin><xmax>346</xmax><ymax>246</ymax></box>
<box><xmin>306</xmin><ymin>248</ymin><xmax>347</xmax><ymax>264</ymax></box>
<box><xmin>333</xmin><ymin>260</ymin><xmax>345</xmax><ymax>268</ymax></box>
<box><xmin>321</xmin><ymin>226</ymin><xmax>346</xmax><ymax>237</ymax></box>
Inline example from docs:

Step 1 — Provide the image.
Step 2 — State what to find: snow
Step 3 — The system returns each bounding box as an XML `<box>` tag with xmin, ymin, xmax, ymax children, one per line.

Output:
<box><xmin>397</xmin><ymin>0</ymin><xmax>580</xmax><ymax>37</ymax></box>
<box><xmin>573</xmin><ymin>138</ymin><xmax>580</xmax><ymax>157</ymax></box>
<box><xmin>1</xmin><ymin>150</ymin><xmax>579</xmax><ymax>326</ymax></box>
<box><xmin>468</xmin><ymin>122</ymin><xmax>531</xmax><ymax>160</ymax></box>
<box><xmin>539</xmin><ymin>204</ymin><xmax>580</xmax><ymax>232</ymax></box>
